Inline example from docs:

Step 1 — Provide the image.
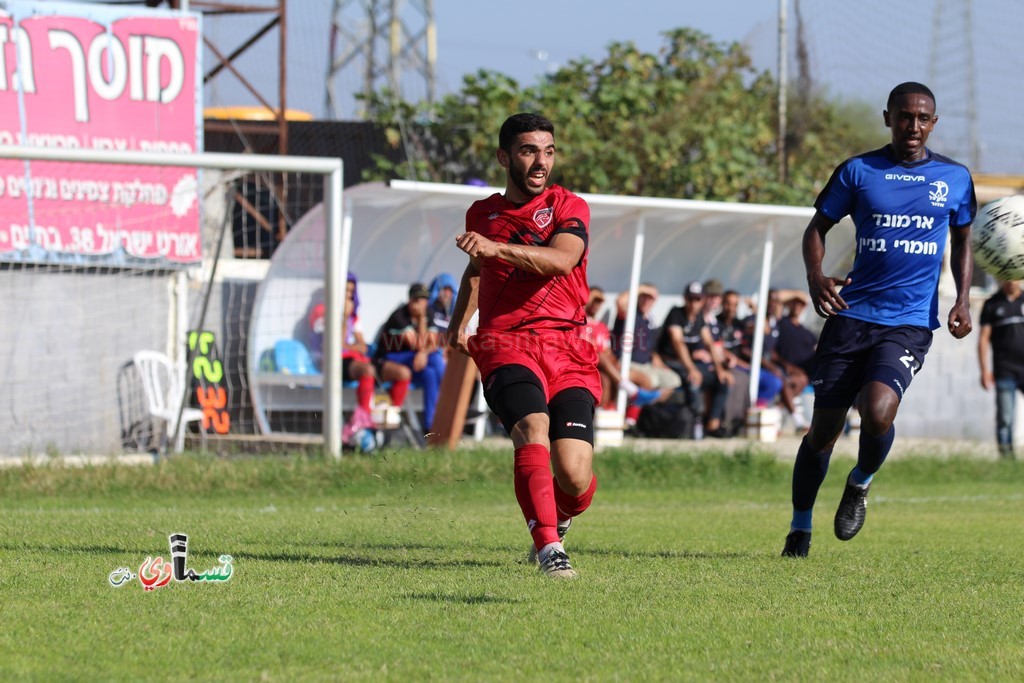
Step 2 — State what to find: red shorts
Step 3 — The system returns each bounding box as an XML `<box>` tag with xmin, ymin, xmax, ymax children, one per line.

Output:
<box><xmin>468</xmin><ymin>328</ymin><xmax>601</xmax><ymax>402</ymax></box>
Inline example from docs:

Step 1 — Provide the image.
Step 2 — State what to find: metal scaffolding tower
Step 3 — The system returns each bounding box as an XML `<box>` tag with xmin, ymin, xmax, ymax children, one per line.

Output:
<box><xmin>140</xmin><ymin>0</ymin><xmax>291</xmax><ymax>248</ymax></box>
<box><xmin>142</xmin><ymin>0</ymin><xmax>289</xmax><ymax>156</ymax></box>
<box><xmin>325</xmin><ymin>0</ymin><xmax>436</xmax><ymax>119</ymax></box>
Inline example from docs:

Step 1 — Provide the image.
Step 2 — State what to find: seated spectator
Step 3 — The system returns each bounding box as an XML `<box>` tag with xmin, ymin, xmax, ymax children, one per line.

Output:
<box><xmin>581</xmin><ymin>286</ymin><xmax>660</xmax><ymax>408</ymax></box>
<box><xmin>775</xmin><ymin>293</ymin><xmax>817</xmax><ymax>378</ymax></box>
<box><xmin>307</xmin><ymin>272</ymin><xmax>378</xmax><ymax>444</ymax></box>
<box><xmin>374</xmin><ymin>282</ymin><xmax>446</xmax><ymax>430</ymax></box>
<box><xmin>774</xmin><ymin>293</ymin><xmax>817</xmax><ymax>434</ymax></box>
<box><xmin>428</xmin><ymin>272</ymin><xmax>458</xmax><ymax>335</ymax></box>
<box><xmin>657</xmin><ymin>281</ymin><xmax>732</xmax><ymax>439</ymax></box>
<box><xmin>612</xmin><ymin>283</ymin><xmax>683</xmax><ymax>426</ymax></box>
<box><xmin>739</xmin><ymin>288</ymin><xmax>808</xmax><ymax>431</ymax></box>
<box><xmin>715</xmin><ymin>289</ymin><xmax>746</xmax><ymax>369</ymax></box>
<box><xmin>703</xmin><ymin>278</ymin><xmax>725</xmax><ymax>322</ymax></box>
<box><xmin>715</xmin><ymin>289</ymin><xmax>752</xmax><ymax>435</ymax></box>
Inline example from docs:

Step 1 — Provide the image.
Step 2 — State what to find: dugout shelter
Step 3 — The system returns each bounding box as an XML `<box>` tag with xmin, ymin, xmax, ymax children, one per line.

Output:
<box><xmin>248</xmin><ymin>180</ymin><xmax>856</xmax><ymax>446</ymax></box>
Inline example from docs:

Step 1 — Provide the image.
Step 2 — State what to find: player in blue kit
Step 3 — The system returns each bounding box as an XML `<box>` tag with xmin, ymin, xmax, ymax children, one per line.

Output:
<box><xmin>781</xmin><ymin>82</ymin><xmax>977</xmax><ymax>558</ymax></box>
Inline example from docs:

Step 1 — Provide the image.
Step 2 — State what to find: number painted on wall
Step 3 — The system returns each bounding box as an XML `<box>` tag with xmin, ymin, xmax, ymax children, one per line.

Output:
<box><xmin>188</xmin><ymin>330</ymin><xmax>231</xmax><ymax>434</ymax></box>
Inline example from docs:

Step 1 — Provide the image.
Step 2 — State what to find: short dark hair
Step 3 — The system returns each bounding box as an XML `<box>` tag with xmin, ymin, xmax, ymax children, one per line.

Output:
<box><xmin>498</xmin><ymin>113</ymin><xmax>555</xmax><ymax>152</ymax></box>
<box><xmin>887</xmin><ymin>82</ymin><xmax>936</xmax><ymax>111</ymax></box>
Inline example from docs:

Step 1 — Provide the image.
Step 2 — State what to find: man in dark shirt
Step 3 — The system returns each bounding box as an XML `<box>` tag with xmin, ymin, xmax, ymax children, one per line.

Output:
<box><xmin>776</xmin><ymin>295</ymin><xmax>818</xmax><ymax>379</ymax></box>
<box><xmin>375</xmin><ymin>283</ymin><xmax>446</xmax><ymax>430</ymax></box>
<box><xmin>611</xmin><ymin>283</ymin><xmax>681</xmax><ymax>393</ymax></box>
<box><xmin>658</xmin><ymin>281</ymin><xmax>731</xmax><ymax>438</ymax></box>
<box><xmin>978</xmin><ymin>279</ymin><xmax>1024</xmax><ymax>459</ymax></box>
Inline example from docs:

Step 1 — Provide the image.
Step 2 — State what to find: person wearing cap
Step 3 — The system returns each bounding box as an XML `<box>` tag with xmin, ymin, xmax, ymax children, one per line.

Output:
<box><xmin>657</xmin><ymin>281</ymin><xmax>732</xmax><ymax>439</ymax></box>
<box><xmin>775</xmin><ymin>292</ymin><xmax>818</xmax><ymax>380</ymax></box>
<box><xmin>703</xmin><ymin>278</ymin><xmax>725</xmax><ymax>322</ymax></box>
<box><xmin>739</xmin><ymin>288</ymin><xmax>810</xmax><ymax>415</ymax></box>
<box><xmin>374</xmin><ymin>282</ymin><xmax>447</xmax><ymax>431</ymax></box>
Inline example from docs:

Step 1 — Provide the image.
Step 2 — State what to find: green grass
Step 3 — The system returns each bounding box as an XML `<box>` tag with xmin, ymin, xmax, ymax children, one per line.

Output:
<box><xmin>2</xmin><ymin>446</ymin><xmax>1023</xmax><ymax>681</ymax></box>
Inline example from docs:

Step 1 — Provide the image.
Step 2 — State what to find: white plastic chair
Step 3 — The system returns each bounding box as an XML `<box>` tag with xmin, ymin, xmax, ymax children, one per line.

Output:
<box><xmin>133</xmin><ymin>350</ymin><xmax>205</xmax><ymax>454</ymax></box>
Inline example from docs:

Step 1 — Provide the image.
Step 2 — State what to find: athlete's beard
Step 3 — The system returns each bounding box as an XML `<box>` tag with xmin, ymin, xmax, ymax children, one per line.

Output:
<box><xmin>510</xmin><ymin>163</ymin><xmax>546</xmax><ymax>198</ymax></box>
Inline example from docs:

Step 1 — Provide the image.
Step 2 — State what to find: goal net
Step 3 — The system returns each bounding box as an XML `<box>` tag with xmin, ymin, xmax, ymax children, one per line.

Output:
<box><xmin>0</xmin><ymin>146</ymin><xmax>345</xmax><ymax>458</ymax></box>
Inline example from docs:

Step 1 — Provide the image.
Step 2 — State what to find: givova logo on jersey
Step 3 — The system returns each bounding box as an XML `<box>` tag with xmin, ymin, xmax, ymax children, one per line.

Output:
<box><xmin>885</xmin><ymin>173</ymin><xmax>925</xmax><ymax>182</ymax></box>
<box><xmin>929</xmin><ymin>180</ymin><xmax>949</xmax><ymax>208</ymax></box>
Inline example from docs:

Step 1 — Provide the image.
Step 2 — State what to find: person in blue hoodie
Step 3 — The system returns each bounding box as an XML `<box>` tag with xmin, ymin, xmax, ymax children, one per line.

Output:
<box><xmin>428</xmin><ymin>273</ymin><xmax>459</xmax><ymax>335</ymax></box>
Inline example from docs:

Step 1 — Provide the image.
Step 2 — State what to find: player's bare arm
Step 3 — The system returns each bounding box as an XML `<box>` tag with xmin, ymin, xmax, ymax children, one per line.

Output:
<box><xmin>803</xmin><ymin>211</ymin><xmax>851</xmax><ymax>318</ymax></box>
<box><xmin>455</xmin><ymin>230</ymin><xmax>584</xmax><ymax>277</ymax></box>
<box><xmin>446</xmin><ymin>260</ymin><xmax>480</xmax><ymax>355</ymax></box>
<box><xmin>947</xmin><ymin>223</ymin><xmax>974</xmax><ymax>339</ymax></box>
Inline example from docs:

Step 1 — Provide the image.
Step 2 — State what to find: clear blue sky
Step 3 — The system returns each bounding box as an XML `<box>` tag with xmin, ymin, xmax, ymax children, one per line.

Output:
<box><xmin>198</xmin><ymin>0</ymin><xmax>1021</xmax><ymax>174</ymax></box>
<box><xmin>267</xmin><ymin>0</ymin><xmax>777</xmax><ymax>118</ymax></box>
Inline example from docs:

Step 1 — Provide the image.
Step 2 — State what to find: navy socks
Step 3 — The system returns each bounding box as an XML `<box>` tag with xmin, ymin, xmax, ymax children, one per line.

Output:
<box><xmin>790</xmin><ymin>436</ymin><xmax>833</xmax><ymax>531</ymax></box>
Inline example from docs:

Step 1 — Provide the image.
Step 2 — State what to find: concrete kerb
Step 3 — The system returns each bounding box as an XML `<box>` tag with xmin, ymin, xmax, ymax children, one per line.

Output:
<box><xmin>0</xmin><ymin>453</ymin><xmax>158</xmax><ymax>469</ymax></box>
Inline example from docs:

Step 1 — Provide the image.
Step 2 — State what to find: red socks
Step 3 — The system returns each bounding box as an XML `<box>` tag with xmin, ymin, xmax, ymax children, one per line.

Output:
<box><xmin>389</xmin><ymin>378</ymin><xmax>410</xmax><ymax>407</ymax></box>
<box><xmin>356</xmin><ymin>374</ymin><xmax>374</xmax><ymax>411</ymax></box>
<box><xmin>513</xmin><ymin>444</ymin><xmax>559</xmax><ymax>549</ymax></box>
<box><xmin>554</xmin><ymin>473</ymin><xmax>597</xmax><ymax>518</ymax></box>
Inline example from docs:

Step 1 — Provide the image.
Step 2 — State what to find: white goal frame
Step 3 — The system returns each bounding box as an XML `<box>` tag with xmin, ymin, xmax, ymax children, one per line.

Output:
<box><xmin>0</xmin><ymin>145</ymin><xmax>349</xmax><ymax>458</ymax></box>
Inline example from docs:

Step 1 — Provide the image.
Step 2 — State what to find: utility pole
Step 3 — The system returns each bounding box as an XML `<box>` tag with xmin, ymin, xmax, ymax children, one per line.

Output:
<box><xmin>777</xmin><ymin>0</ymin><xmax>788</xmax><ymax>183</ymax></box>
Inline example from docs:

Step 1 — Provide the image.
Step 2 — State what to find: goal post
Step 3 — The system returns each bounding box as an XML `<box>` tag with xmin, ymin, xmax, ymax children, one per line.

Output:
<box><xmin>0</xmin><ymin>145</ymin><xmax>349</xmax><ymax>458</ymax></box>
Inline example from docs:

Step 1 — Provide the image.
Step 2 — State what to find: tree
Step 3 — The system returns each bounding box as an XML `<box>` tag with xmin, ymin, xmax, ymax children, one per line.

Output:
<box><xmin>361</xmin><ymin>28</ymin><xmax>881</xmax><ymax>205</ymax></box>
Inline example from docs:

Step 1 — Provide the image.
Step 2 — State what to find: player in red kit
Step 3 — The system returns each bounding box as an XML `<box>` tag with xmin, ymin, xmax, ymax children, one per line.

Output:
<box><xmin>448</xmin><ymin>113</ymin><xmax>600</xmax><ymax>579</ymax></box>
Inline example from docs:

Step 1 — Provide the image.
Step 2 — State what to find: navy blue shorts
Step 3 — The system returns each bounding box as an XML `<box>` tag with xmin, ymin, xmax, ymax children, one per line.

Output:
<box><xmin>811</xmin><ymin>315</ymin><xmax>933</xmax><ymax>410</ymax></box>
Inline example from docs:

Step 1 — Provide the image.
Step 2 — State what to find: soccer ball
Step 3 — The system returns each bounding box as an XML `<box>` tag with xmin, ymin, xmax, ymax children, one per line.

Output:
<box><xmin>972</xmin><ymin>195</ymin><xmax>1024</xmax><ymax>281</ymax></box>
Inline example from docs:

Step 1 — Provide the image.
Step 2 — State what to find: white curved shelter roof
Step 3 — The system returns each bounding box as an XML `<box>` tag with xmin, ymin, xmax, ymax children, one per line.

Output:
<box><xmin>249</xmin><ymin>180</ymin><xmax>854</xmax><ymax>438</ymax></box>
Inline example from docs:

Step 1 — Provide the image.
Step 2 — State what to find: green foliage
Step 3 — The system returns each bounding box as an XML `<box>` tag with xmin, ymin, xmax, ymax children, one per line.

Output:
<box><xmin>361</xmin><ymin>29</ymin><xmax>884</xmax><ymax>204</ymax></box>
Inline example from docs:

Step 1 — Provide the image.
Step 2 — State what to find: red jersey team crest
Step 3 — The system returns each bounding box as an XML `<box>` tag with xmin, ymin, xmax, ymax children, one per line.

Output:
<box><xmin>533</xmin><ymin>207</ymin><xmax>553</xmax><ymax>229</ymax></box>
<box><xmin>465</xmin><ymin>185</ymin><xmax>591</xmax><ymax>332</ymax></box>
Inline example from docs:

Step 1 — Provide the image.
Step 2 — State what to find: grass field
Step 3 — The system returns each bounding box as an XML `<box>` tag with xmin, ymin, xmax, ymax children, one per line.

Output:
<box><xmin>2</xmin><ymin>445</ymin><xmax>1023</xmax><ymax>681</ymax></box>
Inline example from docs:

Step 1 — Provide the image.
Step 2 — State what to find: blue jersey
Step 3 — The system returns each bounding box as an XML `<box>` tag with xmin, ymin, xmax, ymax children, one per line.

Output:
<box><xmin>815</xmin><ymin>146</ymin><xmax>976</xmax><ymax>329</ymax></box>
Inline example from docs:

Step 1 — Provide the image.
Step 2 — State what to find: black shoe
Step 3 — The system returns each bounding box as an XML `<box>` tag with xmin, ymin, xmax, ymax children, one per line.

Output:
<box><xmin>538</xmin><ymin>548</ymin><xmax>577</xmax><ymax>579</ymax></box>
<box><xmin>781</xmin><ymin>530</ymin><xmax>811</xmax><ymax>558</ymax></box>
<box><xmin>526</xmin><ymin>518</ymin><xmax>571</xmax><ymax>565</ymax></box>
<box><xmin>834</xmin><ymin>481</ymin><xmax>870</xmax><ymax>541</ymax></box>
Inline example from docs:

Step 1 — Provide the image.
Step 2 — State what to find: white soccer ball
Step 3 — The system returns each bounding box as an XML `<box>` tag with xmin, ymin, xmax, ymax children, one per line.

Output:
<box><xmin>972</xmin><ymin>195</ymin><xmax>1024</xmax><ymax>281</ymax></box>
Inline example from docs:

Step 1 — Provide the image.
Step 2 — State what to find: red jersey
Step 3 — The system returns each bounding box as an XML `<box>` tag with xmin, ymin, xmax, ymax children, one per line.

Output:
<box><xmin>466</xmin><ymin>185</ymin><xmax>590</xmax><ymax>332</ymax></box>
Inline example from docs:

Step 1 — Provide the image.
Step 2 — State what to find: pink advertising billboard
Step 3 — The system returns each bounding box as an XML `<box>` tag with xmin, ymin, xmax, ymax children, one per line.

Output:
<box><xmin>0</xmin><ymin>1</ymin><xmax>201</xmax><ymax>264</ymax></box>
